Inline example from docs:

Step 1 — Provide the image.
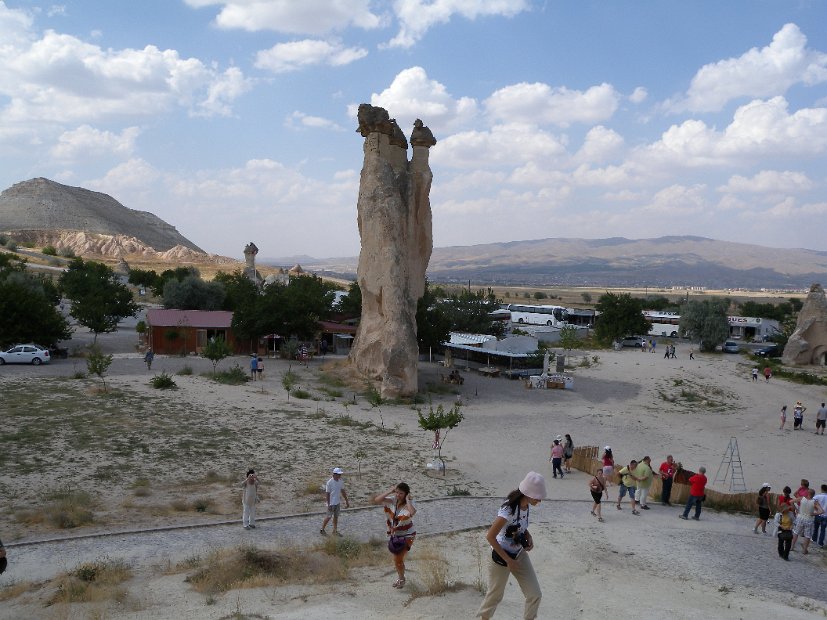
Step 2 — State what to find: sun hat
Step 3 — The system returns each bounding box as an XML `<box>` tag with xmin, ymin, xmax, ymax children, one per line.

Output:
<box><xmin>761</xmin><ymin>482</ymin><xmax>771</xmax><ymax>489</ymax></box>
<box><xmin>518</xmin><ymin>471</ymin><xmax>547</xmax><ymax>500</ymax></box>
<box><xmin>556</xmin><ymin>435</ymin><xmax>562</xmax><ymax>441</ymax></box>
<box><xmin>604</xmin><ymin>445</ymin><xmax>611</xmax><ymax>451</ymax></box>
<box><xmin>332</xmin><ymin>467</ymin><xmax>344</xmax><ymax>474</ymax></box>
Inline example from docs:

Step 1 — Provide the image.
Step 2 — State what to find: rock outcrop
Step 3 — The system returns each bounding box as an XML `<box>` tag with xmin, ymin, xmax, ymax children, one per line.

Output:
<box><xmin>348</xmin><ymin>105</ymin><xmax>436</xmax><ymax>397</ymax></box>
<box><xmin>782</xmin><ymin>283</ymin><xmax>827</xmax><ymax>366</ymax></box>
<box><xmin>0</xmin><ymin>177</ymin><xmax>204</xmax><ymax>253</ymax></box>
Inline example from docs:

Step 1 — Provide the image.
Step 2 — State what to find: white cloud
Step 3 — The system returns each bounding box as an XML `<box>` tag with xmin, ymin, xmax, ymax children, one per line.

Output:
<box><xmin>718</xmin><ymin>170</ymin><xmax>813</xmax><ymax>194</ymax></box>
<box><xmin>387</xmin><ymin>0</ymin><xmax>529</xmax><ymax>48</ymax></box>
<box><xmin>629</xmin><ymin>87</ymin><xmax>647</xmax><ymax>104</ymax></box>
<box><xmin>669</xmin><ymin>23</ymin><xmax>827</xmax><ymax>113</ymax></box>
<box><xmin>51</xmin><ymin>125</ymin><xmax>140</xmax><ymax>160</ymax></box>
<box><xmin>0</xmin><ymin>1</ymin><xmax>33</xmax><ymax>47</ymax></box>
<box><xmin>638</xmin><ymin>184</ymin><xmax>709</xmax><ymax>216</ymax></box>
<box><xmin>0</xmin><ymin>22</ymin><xmax>250</xmax><ymax>126</ymax></box>
<box><xmin>47</xmin><ymin>5</ymin><xmax>66</xmax><ymax>17</ymax></box>
<box><xmin>255</xmin><ymin>39</ymin><xmax>367</xmax><ymax>73</ymax></box>
<box><xmin>285</xmin><ymin>111</ymin><xmax>345</xmax><ymax>131</ymax></box>
<box><xmin>573</xmin><ymin>125</ymin><xmax>624</xmax><ymax>164</ymax></box>
<box><xmin>362</xmin><ymin>66</ymin><xmax>478</xmax><ymax>132</ymax></box>
<box><xmin>635</xmin><ymin>97</ymin><xmax>827</xmax><ymax>170</ymax></box>
<box><xmin>433</xmin><ymin>123</ymin><xmax>567</xmax><ymax>169</ymax></box>
<box><xmin>184</xmin><ymin>0</ymin><xmax>382</xmax><ymax>35</ymax></box>
<box><xmin>484</xmin><ymin>82</ymin><xmax>620</xmax><ymax>127</ymax></box>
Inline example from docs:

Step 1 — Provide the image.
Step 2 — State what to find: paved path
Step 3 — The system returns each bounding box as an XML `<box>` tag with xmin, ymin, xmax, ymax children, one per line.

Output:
<box><xmin>2</xmin><ymin>496</ymin><xmax>826</xmax><ymax>605</ymax></box>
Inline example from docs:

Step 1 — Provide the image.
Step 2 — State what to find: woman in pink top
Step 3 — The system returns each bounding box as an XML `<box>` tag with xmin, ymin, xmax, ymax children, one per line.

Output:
<box><xmin>549</xmin><ymin>439</ymin><xmax>564</xmax><ymax>479</ymax></box>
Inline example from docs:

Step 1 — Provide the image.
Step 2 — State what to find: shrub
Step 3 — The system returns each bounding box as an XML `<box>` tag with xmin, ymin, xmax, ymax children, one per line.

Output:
<box><xmin>48</xmin><ymin>558</ymin><xmax>131</xmax><ymax>605</ymax></box>
<box><xmin>447</xmin><ymin>486</ymin><xmax>471</xmax><ymax>496</ymax></box>
<box><xmin>291</xmin><ymin>388</ymin><xmax>312</xmax><ymax>399</ymax></box>
<box><xmin>42</xmin><ymin>245</ymin><xmax>57</xmax><ymax>256</ymax></box>
<box><xmin>193</xmin><ymin>498</ymin><xmax>213</xmax><ymax>513</ymax></box>
<box><xmin>177</xmin><ymin>365</ymin><xmax>193</xmax><ymax>376</ymax></box>
<box><xmin>45</xmin><ymin>488</ymin><xmax>95</xmax><ymax>528</ymax></box>
<box><xmin>210</xmin><ymin>363</ymin><xmax>248</xmax><ymax>385</ymax></box>
<box><xmin>150</xmin><ymin>371</ymin><xmax>177</xmax><ymax>389</ymax></box>
<box><xmin>58</xmin><ymin>246</ymin><xmax>76</xmax><ymax>258</ymax></box>
<box><xmin>5</xmin><ymin>240</ymin><xmax>17</xmax><ymax>251</ymax></box>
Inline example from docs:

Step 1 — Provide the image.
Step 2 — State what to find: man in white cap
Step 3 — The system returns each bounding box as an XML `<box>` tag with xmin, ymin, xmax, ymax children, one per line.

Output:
<box><xmin>320</xmin><ymin>467</ymin><xmax>350</xmax><ymax>536</ymax></box>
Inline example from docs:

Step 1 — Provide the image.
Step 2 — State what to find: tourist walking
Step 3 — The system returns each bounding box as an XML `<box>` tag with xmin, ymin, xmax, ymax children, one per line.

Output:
<box><xmin>0</xmin><ymin>537</ymin><xmax>6</xmax><ymax>575</ymax></box>
<box><xmin>795</xmin><ymin>479</ymin><xmax>810</xmax><ymax>499</ymax></box>
<box><xmin>815</xmin><ymin>402</ymin><xmax>827</xmax><ymax>435</ymax></box>
<box><xmin>589</xmin><ymin>469</ymin><xmax>608</xmax><ymax>522</ymax></box>
<box><xmin>793</xmin><ymin>401</ymin><xmax>806</xmax><ymax>429</ymax></box>
<box><xmin>373</xmin><ymin>482</ymin><xmax>416</xmax><ymax>589</ymax></box>
<box><xmin>601</xmin><ymin>447</ymin><xmax>614</xmax><ymax>484</ymax></box>
<box><xmin>256</xmin><ymin>356</ymin><xmax>264</xmax><ymax>380</ymax></box>
<box><xmin>792</xmin><ymin>489</ymin><xmax>822</xmax><ymax>555</ymax></box>
<box><xmin>563</xmin><ymin>434</ymin><xmax>574</xmax><ymax>473</ymax></box>
<box><xmin>754</xmin><ymin>483</ymin><xmax>771</xmax><ymax>534</ymax></box>
<box><xmin>549</xmin><ymin>439</ymin><xmax>564</xmax><ymax>479</ymax></box>
<box><xmin>763</xmin><ymin>366</ymin><xmax>772</xmax><ymax>382</ymax></box>
<box><xmin>811</xmin><ymin>484</ymin><xmax>827</xmax><ymax>547</ymax></box>
<box><xmin>143</xmin><ymin>348</ymin><xmax>154</xmax><ymax>370</ymax></box>
<box><xmin>680</xmin><ymin>466</ymin><xmax>707</xmax><ymax>521</ymax></box>
<box><xmin>240</xmin><ymin>469</ymin><xmax>259</xmax><ymax>529</ymax></box>
<box><xmin>777</xmin><ymin>503</ymin><xmax>794</xmax><ymax>560</ymax></box>
<box><xmin>616</xmin><ymin>460</ymin><xmax>640</xmax><ymax>514</ymax></box>
<box><xmin>659</xmin><ymin>455</ymin><xmax>677</xmax><ymax>506</ymax></box>
<box><xmin>751</xmin><ymin>367</ymin><xmax>758</xmax><ymax>382</ymax></box>
<box><xmin>249</xmin><ymin>354</ymin><xmax>258</xmax><ymax>380</ymax></box>
<box><xmin>477</xmin><ymin>472</ymin><xmax>546</xmax><ymax>620</ymax></box>
<box><xmin>633</xmin><ymin>456</ymin><xmax>654</xmax><ymax>510</ymax></box>
<box><xmin>779</xmin><ymin>405</ymin><xmax>787</xmax><ymax>430</ymax></box>
<box><xmin>320</xmin><ymin>467</ymin><xmax>350</xmax><ymax>537</ymax></box>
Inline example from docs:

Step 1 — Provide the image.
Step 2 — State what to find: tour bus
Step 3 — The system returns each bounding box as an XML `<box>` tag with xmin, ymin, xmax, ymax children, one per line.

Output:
<box><xmin>643</xmin><ymin>310</ymin><xmax>682</xmax><ymax>338</ymax></box>
<box><xmin>508</xmin><ymin>304</ymin><xmax>568</xmax><ymax>327</ymax></box>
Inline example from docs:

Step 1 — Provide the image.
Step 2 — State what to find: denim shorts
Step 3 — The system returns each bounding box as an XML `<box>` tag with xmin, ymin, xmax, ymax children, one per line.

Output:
<box><xmin>618</xmin><ymin>484</ymin><xmax>636</xmax><ymax>499</ymax></box>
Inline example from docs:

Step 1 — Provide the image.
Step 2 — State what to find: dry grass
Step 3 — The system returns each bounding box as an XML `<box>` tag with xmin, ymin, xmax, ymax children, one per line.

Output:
<box><xmin>0</xmin><ymin>580</ymin><xmax>40</xmax><ymax>601</ymax></box>
<box><xmin>15</xmin><ymin>488</ymin><xmax>95</xmax><ymax>529</ymax></box>
<box><xmin>47</xmin><ymin>557</ymin><xmax>132</xmax><ymax>606</ymax></box>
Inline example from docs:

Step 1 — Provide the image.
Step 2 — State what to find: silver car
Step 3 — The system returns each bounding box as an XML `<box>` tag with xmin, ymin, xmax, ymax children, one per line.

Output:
<box><xmin>0</xmin><ymin>344</ymin><xmax>51</xmax><ymax>365</ymax></box>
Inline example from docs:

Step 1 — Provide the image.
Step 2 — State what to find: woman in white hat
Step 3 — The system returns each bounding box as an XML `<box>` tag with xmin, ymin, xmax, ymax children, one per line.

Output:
<box><xmin>477</xmin><ymin>471</ymin><xmax>546</xmax><ymax>620</ymax></box>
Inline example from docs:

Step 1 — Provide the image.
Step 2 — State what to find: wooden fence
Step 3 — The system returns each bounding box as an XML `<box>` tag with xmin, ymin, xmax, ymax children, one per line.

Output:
<box><xmin>570</xmin><ymin>446</ymin><xmax>767</xmax><ymax>513</ymax></box>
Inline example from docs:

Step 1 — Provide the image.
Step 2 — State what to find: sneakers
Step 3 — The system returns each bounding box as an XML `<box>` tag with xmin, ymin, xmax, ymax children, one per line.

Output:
<box><xmin>679</xmin><ymin>515</ymin><xmax>688</xmax><ymax>520</ymax></box>
<box><xmin>691</xmin><ymin>516</ymin><xmax>700</xmax><ymax>520</ymax></box>
<box><xmin>334</xmin><ymin>531</ymin><xmax>343</xmax><ymax>537</ymax></box>
<box><xmin>243</xmin><ymin>525</ymin><xmax>251</xmax><ymax>529</ymax></box>
<box><xmin>616</xmin><ymin>505</ymin><xmax>622</xmax><ymax>510</ymax></box>
<box><xmin>249</xmin><ymin>524</ymin><xmax>256</xmax><ymax>529</ymax></box>
<box><xmin>320</xmin><ymin>528</ymin><xmax>328</xmax><ymax>536</ymax></box>
<box><xmin>632</xmin><ymin>510</ymin><xmax>641</xmax><ymax>516</ymax></box>
<box><xmin>753</xmin><ymin>527</ymin><xmax>759</xmax><ymax>534</ymax></box>
<box><xmin>641</xmin><ymin>505</ymin><xmax>650</xmax><ymax>510</ymax></box>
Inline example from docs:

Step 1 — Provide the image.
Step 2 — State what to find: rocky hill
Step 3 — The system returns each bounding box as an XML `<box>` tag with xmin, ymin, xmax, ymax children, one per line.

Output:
<box><xmin>0</xmin><ymin>177</ymin><xmax>204</xmax><ymax>253</ymax></box>
<box><xmin>284</xmin><ymin>236</ymin><xmax>827</xmax><ymax>289</ymax></box>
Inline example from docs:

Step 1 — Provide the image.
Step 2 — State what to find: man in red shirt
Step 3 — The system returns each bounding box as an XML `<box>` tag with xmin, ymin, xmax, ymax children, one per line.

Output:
<box><xmin>680</xmin><ymin>466</ymin><xmax>707</xmax><ymax>521</ymax></box>
<box><xmin>659</xmin><ymin>455</ymin><xmax>677</xmax><ymax>506</ymax></box>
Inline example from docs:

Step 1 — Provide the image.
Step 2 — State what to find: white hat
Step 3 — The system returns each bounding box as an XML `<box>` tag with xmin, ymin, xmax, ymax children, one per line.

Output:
<box><xmin>604</xmin><ymin>445</ymin><xmax>611</xmax><ymax>451</ymax></box>
<box><xmin>556</xmin><ymin>435</ymin><xmax>562</xmax><ymax>441</ymax></box>
<box><xmin>761</xmin><ymin>482</ymin><xmax>771</xmax><ymax>489</ymax></box>
<box><xmin>332</xmin><ymin>467</ymin><xmax>344</xmax><ymax>475</ymax></box>
<box><xmin>518</xmin><ymin>471</ymin><xmax>547</xmax><ymax>500</ymax></box>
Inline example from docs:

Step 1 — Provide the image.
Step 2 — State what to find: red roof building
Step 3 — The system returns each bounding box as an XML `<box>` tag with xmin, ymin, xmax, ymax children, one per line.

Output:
<box><xmin>145</xmin><ymin>309</ymin><xmax>247</xmax><ymax>355</ymax></box>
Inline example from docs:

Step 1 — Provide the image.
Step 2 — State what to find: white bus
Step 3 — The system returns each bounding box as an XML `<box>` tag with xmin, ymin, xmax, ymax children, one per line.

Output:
<box><xmin>643</xmin><ymin>311</ymin><xmax>682</xmax><ymax>338</ymax></box>
<box><xmin>508</xmin><ymin>304</ymin><xmax>568</xmax><ymax>327</ymax></box>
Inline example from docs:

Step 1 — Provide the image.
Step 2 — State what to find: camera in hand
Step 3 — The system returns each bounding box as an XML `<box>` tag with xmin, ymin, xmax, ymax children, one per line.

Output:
<box><xmin>505</xmin><ymin>524</ymin><xmax>529</xmax><ymax>548</ymax></box>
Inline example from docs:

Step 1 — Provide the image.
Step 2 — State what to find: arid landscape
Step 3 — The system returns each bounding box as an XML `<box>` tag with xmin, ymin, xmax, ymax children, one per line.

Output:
<box><xmin>2</xmin><ymin>331</ymin><xmax>826</xmax><ymax>619</ymax></box>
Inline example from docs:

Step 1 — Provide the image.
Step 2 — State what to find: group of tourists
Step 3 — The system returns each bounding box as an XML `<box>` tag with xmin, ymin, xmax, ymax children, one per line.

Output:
<box><xmin>754</xmin><ymin>479</ymin><xmax>827</xmax><ymax>561</ymax></box>
<box><xmin>780</xmin><ymin>401</ymin><xmax>826</xmax><ymax>431</ymax></box>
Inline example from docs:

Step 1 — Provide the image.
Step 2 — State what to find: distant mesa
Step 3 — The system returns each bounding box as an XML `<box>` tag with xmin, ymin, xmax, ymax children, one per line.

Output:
<box><xmin>0</xmin><ymin>177</ymin><xmax>204</xmax><ymax>256</ymax></box>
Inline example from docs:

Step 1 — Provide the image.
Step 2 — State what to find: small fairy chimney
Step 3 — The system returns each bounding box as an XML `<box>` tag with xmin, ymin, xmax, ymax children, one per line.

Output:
<box><xmin>243</xmin><ymin>242</ymin><xmax>260</xmax><ymax>284</ymax></box>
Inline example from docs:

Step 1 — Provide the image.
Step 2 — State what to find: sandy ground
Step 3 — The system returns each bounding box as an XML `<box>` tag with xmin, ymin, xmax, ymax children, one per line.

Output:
<box><xmin>2</xmin><ymin>331</ymin><xmax>827</xmax><ymax>618</ymax></box>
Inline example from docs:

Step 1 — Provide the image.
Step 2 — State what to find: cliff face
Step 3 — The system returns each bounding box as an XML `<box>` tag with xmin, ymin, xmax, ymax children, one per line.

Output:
<box><xmin>0</xmin><ymin>177</ymin><xmax>204</xmax><ymax>253</ymax></box>
<box><xmin>782</xmin><ymin>283</ymin><xmax>827</xmax><ymax>366</ymax></box>
<box><xmin>348</xmin><ymin>106</ymin><xmax>436</xmax><ymax>398</ymax></box>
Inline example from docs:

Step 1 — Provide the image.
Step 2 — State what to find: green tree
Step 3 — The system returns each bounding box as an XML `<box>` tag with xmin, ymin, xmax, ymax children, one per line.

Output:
<box><xmin>128</xmin><ymin>268</ymin><xmax>161</xmax><ymax>291</ymax></box>
<box><xmin>86</xmin><ymin>345</ymin><xmax>113</xmax><ymax>392</ymax></box>
<box><xmin>416</xmin><ymin>280</ymin><xmax>452</xmax><ymax>352</ymax></box>
<box><xmin>440</xmin><ymin>288</ymin><xmax>504</xmax><ymax>338</ymax></box>
<box><xmin>593</xmin><ymin>292</ymin><xmax>649</xmax><ymax>345</ymax></box>
<box><xmin>0</xmin><ymin>254</ymin><xmax>70</xmax><ymax>347</ymax></box>
<box><xmin>558</xmin><ymin>324</ymin><xmax>580</xmax><ymax>352</ymax></box>
<box><xmin>201</xmin><ymin>336</ymin><xmax>232</xmax><ymax>374</ymax></box>
<box><xmin>213</xmin><ymin>270</ymin><xmax>259</xmax><ymax>312</ymax></box>
<box><xmin>151</xmin><ymin>266</ymin><xmax>200</xmax><ymax>296</ymax></box>
<box><xmin>679</xmin><ymin>298</ymin><xmax>730</xmax><ymax>352</ymax></box>
<box><xmin>162</xmin><ymin>275</ymin><xmax>225</xmax><ymax>310</ymax></box>
<box><xmin>333</xmin><ymin>280</ymin><xmax>362</xmax><ymax>318</ymax></box>
<box><xmin>233</xmin><ymin>274</ymin><xmax>335</xmax><ymax>342</ymax></box>
<box><xmin>580</xmin><ymin>292</ymin><xmax>592</xmax><ymax>304</ymax></box>
<box><xmin>59</xmin><ymin>258</ymin><xmax>138</xmax><ymax>343</ymax></box>
<box><xmin>417</xmin><ymin>403</ymin><xmax>464</xmax><ymax>473</ymax></box>
<box><xmin>644</xmin><ymin>295</ymin><xmax>678</xmax><ymax>311</ymax></box>
<box><xmin>533</xmin><ymin>291</ymin><xmax>548</xmax><ymax>300</ymax></box>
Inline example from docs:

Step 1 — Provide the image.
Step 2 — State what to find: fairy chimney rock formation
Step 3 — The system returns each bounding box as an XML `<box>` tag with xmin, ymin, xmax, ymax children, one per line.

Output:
<box><xmin>782</xmin><ymin>283</ymin><xmax>827</xmax><ymax>366</ymax></box>
<box><xmin>349</xmin><ymin>105</ymin><xmax>436</xmax><ymax>397</ymax></box>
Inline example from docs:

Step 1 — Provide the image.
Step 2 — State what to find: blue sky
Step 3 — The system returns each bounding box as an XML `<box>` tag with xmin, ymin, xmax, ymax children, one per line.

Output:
<box><xmin>1</xmin><ymin>1</ymin><xmax>826</xmax><ymax>259</ymax></box>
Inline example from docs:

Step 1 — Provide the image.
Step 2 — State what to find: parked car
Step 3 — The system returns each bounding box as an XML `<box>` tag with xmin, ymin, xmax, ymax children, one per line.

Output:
<box><xmin>0</xmin><ymin>344</ymin><xmax>51</xmax><ymax>365</ymax></box>
<box><xmin>620</xmin><ymin>336</ymin><xmax>646</xmax><ymax>348</ymax></box>
<box><xmin>754</xmin><ymin>344</ymin><xmax>780</xmax><ymax>357</ymax></box>
<box><xmin>722</xmin><ymin>341</ymin><xmax>740</xmax><ymax>354</ymax></box>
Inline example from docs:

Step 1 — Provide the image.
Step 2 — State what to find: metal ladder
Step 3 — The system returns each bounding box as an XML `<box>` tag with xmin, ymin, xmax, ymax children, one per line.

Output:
<box><xmin>714</xmin><ymin>437</ymin><xmax>747</xmax><ymax>492</ymax></box>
